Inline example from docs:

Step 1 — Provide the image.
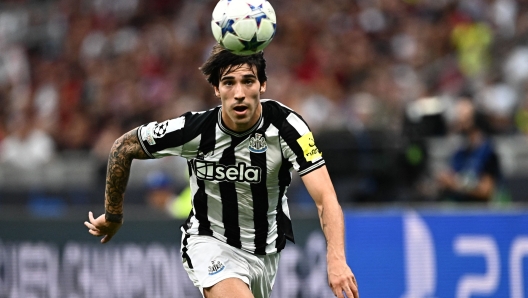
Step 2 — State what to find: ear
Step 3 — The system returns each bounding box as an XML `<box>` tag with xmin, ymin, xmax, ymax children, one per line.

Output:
<box><xmin>260</xmin><ymin>81</ymin><xmax>267</xmax><ymax>94</ymax></box>
<box><xmin>213</xmin><ymin>86</ymin><xmax>220</xmax><ymax>98</ymax></box>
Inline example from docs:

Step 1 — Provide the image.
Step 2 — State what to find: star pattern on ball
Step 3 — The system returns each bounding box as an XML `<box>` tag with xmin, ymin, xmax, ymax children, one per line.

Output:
<box><xmin>220</xmin><ymin>19</ymin><xmax>236</xmax><ymax>37</ymax></box>
<box><xmin>240</xmin><ymin>35</ymin><xmax>267</xmax><ymax>52</ymax></box>
<box><xmin>247</xmin><ymin>4</ymin><xmax>266</xmax><ymax>26</ymax></box>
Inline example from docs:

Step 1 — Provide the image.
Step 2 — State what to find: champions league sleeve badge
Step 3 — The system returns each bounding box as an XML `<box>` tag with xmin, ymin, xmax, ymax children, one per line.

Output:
<box><xmin>153</xmin><ymin>121</ymin><xmax>169</xmax><ymax>138</ymax></box>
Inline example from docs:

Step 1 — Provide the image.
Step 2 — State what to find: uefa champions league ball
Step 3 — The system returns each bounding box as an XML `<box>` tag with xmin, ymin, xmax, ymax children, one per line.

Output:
<box><xmin>211</xmin><ymin>0</ymin><xmax>277</xmax><ymax>56</ymax></box>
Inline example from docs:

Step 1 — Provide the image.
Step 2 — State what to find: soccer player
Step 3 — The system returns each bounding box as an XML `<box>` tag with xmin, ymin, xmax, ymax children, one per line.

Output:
<box><xmin>84</xmin><ymin>45</ymin><xmax>359</xmax><ymax>298</ymax></box>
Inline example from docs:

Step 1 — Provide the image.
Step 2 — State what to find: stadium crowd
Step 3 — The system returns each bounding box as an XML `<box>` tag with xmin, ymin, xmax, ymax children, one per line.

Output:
<box><xmin>1</xmin><ymin>0</ymin><xmax>528</xmax><ymax>204</ymax></box>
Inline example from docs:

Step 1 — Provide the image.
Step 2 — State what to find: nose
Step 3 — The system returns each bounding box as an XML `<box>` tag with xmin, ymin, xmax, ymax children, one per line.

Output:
<box><xmin>234</xmin><ymin>83</ymin><xmax>245</xmax><ymax>100</ymax></box>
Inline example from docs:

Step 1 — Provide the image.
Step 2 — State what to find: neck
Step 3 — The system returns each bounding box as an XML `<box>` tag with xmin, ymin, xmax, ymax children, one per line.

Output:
<box><xmin>221</xmin><ymin>104</ymin><xmax>262</xmax><ymax>133</ymax></box>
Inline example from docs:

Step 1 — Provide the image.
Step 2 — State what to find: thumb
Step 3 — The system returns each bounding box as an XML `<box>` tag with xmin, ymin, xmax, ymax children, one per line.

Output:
<box><xmin>101</xmin><ymin>234</ymin><xmax>113</xmax><ymax>244</ymax></box>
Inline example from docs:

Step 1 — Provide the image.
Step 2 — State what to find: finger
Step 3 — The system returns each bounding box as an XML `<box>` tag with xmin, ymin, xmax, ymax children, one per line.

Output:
<box><xmin>334</xmin><ymin>287</ymin><xmax>344</xmax><ymax>298</ymax></box>
<box><xmin>101</xmin><ymin>234</ymin><xmax>113</xmax><ymax>244</ymax></box>
<box><xmin>88</xmin><ymin>211</ymin><xmax>96</xmax><ymax>223</ymax></box>
<box><xmin>84</xmin><ymin>221</ymin><xmax>99</xmax><ymax>231</ymax></box>
<box><xmin>351</xmin><ymin>284</ymin><xmax>359</xmax><ymax>298</ymax></box>
<box><xmin>351</xmin><ymin>276</ymin><xmax>359</xmax><ymax>298</ymax></box>
<box><xmin>88</xmin><ymin>229</ymin><xmax>103</xmax><ymax>237</ymax></box>
<box><xmin>344</xmin><ymin>287</ymin><xmax>354</xmax><ymax>298</ymax></box>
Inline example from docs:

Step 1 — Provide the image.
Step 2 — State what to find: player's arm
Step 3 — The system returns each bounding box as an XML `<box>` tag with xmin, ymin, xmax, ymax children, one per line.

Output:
<box><xmin>105</xmin><ymin>128</ymin><xmax>150</xmax><ymax>215</ymax></box>
<box><xmin>84</xmin><ymin>128</ymin><xmax>150</xmax><ymax>243</ymax></box>
<box><xmin>301</xmin><ymin>165</ymin><xmax>359</xmax><ymax>298</ymax></box>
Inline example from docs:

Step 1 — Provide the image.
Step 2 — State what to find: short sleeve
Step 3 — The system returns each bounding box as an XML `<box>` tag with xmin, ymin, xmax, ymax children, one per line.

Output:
<box><xmin>137</xmin><ymin>115</ymin><xmax>187</xmax><ymax>158</ymax></box>
<box><xmin>279</xmin><ymin>111</ymin><xmax>325</xmax><ymax>176</ymax></box>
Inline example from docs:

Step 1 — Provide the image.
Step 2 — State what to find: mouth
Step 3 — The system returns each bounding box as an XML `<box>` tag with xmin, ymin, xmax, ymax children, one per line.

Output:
<box><xmin>233</xmin><ymin>106</ymin><xmax>248</xmax><ymax>114</ymax></box>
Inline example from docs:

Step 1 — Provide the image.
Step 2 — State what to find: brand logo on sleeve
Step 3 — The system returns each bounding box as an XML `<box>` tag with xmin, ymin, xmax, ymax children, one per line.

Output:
<box><xmin>296</xmin><ymin>132</ymin><xmax>322</xmax><ymax>162</ymax></box>
<box><xmin>208</xmin><ymin>260</ymin><xmax>225</xmax><ymax>275</ymax></box>
<box><xmin>144</xmin><ymin>127</ymin><xmax>156</xmax><ymax>145</ymax></box>
<box><xmin>248</xmin><ymin>133</ymin><xmax>267</xmax><ymax>153</ymax></box>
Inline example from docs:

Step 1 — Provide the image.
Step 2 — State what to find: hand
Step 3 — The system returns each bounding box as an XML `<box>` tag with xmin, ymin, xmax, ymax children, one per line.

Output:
<box><xmin>436</xmin><ymin>171</ymin><xmax>458</xmax><ymax>190</ymax></box>
<box><xmin>84</xmin><ymin>211</ymin><xmax>123</xmax><ymax>244</ymax></box>
<box><xmin>328</xmin><ymin>259</ymin><xmax>359</xmax><ymax>298</ymax></box>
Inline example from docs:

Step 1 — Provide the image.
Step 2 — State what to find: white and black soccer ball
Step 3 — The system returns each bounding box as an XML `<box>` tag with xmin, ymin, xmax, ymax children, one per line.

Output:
<box><xmin>211</xmin><ymin>0</ymin><xmax>276</xmax><ymax>56</ymax></box>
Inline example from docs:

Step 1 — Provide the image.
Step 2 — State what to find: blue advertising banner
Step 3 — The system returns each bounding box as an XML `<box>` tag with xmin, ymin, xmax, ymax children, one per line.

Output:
<box><xmin>0</xmin><ymin>216</ymin><xmax>332</xmax><ymax>298</ymax></box>
<box><xmin>345</xmin><ymin>209</ymin><xmax>528</xmax><ymax>298</ymax></box>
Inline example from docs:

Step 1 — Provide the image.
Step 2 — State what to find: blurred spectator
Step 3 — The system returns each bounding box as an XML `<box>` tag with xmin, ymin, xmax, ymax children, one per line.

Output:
<box><xmin>515</xmin><ymin>90</ymin><xmax>528</xmax><ymax>135</ymax></box>
<box><xmin>450</xmin><ymin>1</ymin><xmax>493</xmax><ymax>78</ymax></box>
<box><xmin>2</xmin><ymin>0</ymin><xmax>528</xmax><ymax>204</ymax></box>
<box><xmin>145</xmin><ymin>171</ymin><xmax>191</xmax><ymax>219</ymax></box>
<box><xmin>436</xmin><ymin>97</ymin><xmax>502</xmax><ymax>202</ymax></box>
<box><xmin>345</xmin><ymin>92</ymin><xmax>387</xmax><ymax>131</ymax></box>
<box><xmin>0</xmin><ymin>0</ymin><xmax>523</xmax><ymax>151</ymax></box>
<box><xmin>475</xmin><ymin>75</ymin><xmax>518</xmax><ymax>134</ymax></box>
<box><xmin>0</xmin><ymin>107</ymin><xmax>55</xmax><ymax>170</ymax></box>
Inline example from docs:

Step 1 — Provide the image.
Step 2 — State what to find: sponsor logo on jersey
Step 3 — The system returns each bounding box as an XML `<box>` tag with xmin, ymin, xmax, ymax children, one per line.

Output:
<box><xmin>208</xmin><ymin>260</ymin><xmax>225</xmax><ymax>275</ymax></box>
<box><xmin>296</xmin><ymin>132</ymin><xmax>322</xmax><ymax>162</ymax></box>
<box><xmin>193</xmin><ymin>160</ymin><xmax>262</xmax><ymax>183</ymax></box>
<box><xmin>248</xmin><ymin>133</ymin><xmax>267</xmax><ymax>153</ymax></box>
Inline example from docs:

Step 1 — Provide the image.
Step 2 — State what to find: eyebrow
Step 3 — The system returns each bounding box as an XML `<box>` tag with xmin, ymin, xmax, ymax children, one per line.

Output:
<box><xmin>220</xmin><ymin>74</ymin><xmax>257</xmax><ymax>82</ymax></box>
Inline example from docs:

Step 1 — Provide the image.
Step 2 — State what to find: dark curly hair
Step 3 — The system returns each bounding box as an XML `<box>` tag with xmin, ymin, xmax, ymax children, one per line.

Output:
<box><xmin>200</xmin><ymin>44</ymin><xmax>267</xmax><ymax>87</ymax></box>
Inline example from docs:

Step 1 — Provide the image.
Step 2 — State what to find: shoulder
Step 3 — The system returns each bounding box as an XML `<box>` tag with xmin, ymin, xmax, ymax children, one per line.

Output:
<box><xmin>261</xmin><ymin>99</ymin><xmax>301</xmax><ymax>123</ymax></box>
<box><xmin>184</xmin><ymin>106</ymin><xmax>219</xmax><ymax>120</ymax></box>
<box><xmin>261</xmin><ymin>99</ymin><xmax>294</xmax><ymax>114</ymax></box>
<box><xmin>181</xmin><ymin>106</ymin><xmax>220</xmax><ymax>128</ymax></box>
<box><xmin>261</xmin><ymin>99</ymin><xmax>314</xmax><ymax>139</ymax></box>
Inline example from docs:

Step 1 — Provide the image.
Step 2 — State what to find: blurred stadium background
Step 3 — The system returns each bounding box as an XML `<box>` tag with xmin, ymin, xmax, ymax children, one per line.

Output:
<box><xmin>1</xmin><ymin>0</ymin><xmax>528</xmax><ymax>297</ymax></box>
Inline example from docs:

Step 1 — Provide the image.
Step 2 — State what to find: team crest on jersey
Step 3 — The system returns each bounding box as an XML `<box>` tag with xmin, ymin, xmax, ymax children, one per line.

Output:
<box><xmin>208</xmin><ymin>260</ymin><xmax>225</xmax><ymax>275</ymax></box>
<box><xmin>248</xmin><ymin>133</ymin><xmax>267</xmax><ymax>153</ymax></box>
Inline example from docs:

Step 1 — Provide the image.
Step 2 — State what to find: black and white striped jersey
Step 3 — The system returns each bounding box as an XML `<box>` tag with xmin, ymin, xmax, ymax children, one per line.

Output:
<box><xmin>137</xmin><ymin>99</ymin><xmax>325</xmax><ymax>255</ymax></box>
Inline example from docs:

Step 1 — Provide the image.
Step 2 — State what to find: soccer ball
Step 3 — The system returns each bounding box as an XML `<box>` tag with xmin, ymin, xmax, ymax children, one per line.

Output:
<box><xmin>211</xmin><ymin>0</ymin><xmax>276</xmax><ymax>56</ymax></box>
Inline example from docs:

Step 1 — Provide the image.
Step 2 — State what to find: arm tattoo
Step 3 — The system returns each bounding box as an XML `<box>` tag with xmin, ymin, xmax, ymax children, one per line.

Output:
<box><xmin>105</xmin><ymin>128</ymin><xmax>149</xmax><ymax>214</ymax></box>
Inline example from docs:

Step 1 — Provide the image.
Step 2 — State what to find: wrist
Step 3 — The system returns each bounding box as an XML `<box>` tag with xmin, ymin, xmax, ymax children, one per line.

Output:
<box><xmin>327</xmin><ymin>250</ymin><xmax>346</xmax><ymax>263</ymax></box>
<box><xmin>105</xmin><ymin>211</ymin><xmax>124</xmax><ymax>223</ymax></box>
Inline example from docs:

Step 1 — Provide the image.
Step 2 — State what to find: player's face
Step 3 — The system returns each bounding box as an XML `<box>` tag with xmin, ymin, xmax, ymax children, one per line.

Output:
<box><xmin>215</xmin><ymin>64</ymin><xmax>266</xmax><ymax>132</ymax></box>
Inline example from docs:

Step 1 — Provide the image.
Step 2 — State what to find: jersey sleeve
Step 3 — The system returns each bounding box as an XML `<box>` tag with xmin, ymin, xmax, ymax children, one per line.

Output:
<box><xmin>280</xmin><ymin>111</ymin><xmax>325</xmax><ymax>176</ymax></box>
<box><xmin>137</xmin><ymin>114</ymin><xmax>188</xmax><ymax>158</ymax></box>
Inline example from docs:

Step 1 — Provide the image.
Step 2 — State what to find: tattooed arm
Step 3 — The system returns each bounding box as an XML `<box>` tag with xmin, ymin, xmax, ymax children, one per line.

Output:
<box><xmin>302</xmin><ymin>165</ymin><xmax>359</xmax><ymax>298</ymax></box>
<box><xmin>84</xmin><ymin>128</ymin><xmax>150</xmax><ymax>243</ymax></box>
<box><xmin>104</xmin><ymin>128</ymin><xmax>149</xmax><ymax>215</ymax></box>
